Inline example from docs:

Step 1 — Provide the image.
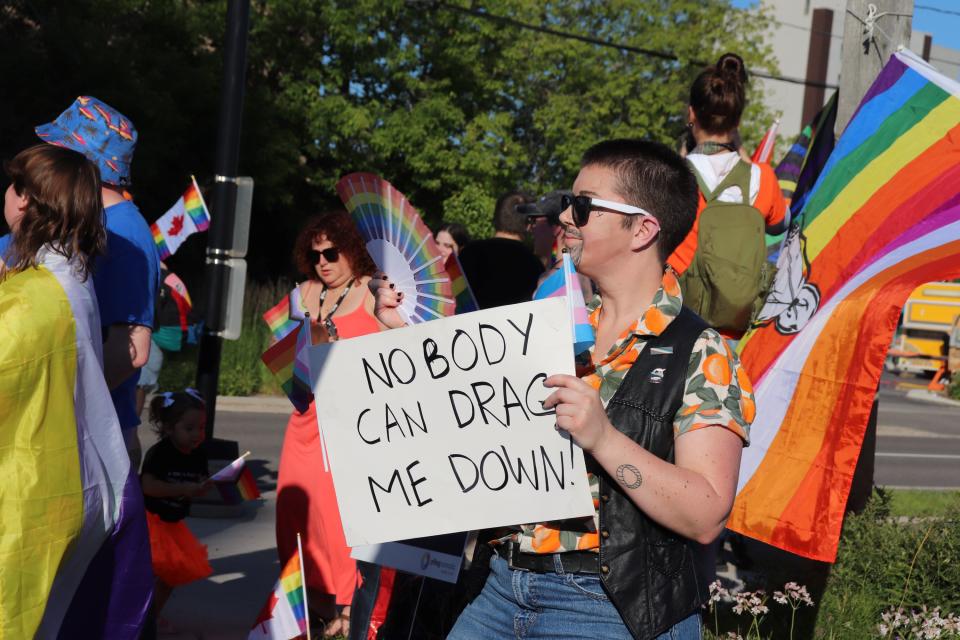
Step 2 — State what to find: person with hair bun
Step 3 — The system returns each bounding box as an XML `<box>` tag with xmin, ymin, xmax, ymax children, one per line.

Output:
<box><xmin>669</xmin><ymin>53</ymin><xmax>788</xmax><ymax>339</ymax></box>
<box><xmin>141</xmin><ymin>389</ymin><xmax>212</xmax><ymax>624</ymax></box>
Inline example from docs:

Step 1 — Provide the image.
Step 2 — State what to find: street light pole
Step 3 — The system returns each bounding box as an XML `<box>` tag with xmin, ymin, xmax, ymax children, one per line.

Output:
<box><xmin>196</xmin><ymin>0</ymin><xmax>251</xmax><ymax>437</ymax></box>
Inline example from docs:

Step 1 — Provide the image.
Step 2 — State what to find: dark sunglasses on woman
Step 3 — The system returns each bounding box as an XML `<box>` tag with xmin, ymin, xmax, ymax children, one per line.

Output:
<box><xmin>560</xmin><ymin>194</ymin><xmax>656</xmax><ymax>228</ymax></box>
<box><xmin>309</xmin><ymin>247</ymin><xmax>340</xmax><ymax>264</ymax></box>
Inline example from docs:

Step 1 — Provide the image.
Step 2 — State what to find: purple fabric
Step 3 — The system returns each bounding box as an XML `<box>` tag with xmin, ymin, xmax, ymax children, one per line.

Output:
<box><xmin>59</xmin><ymin>467</ymin><xmax>154</xmax><ymax>639</ymax></box>
<box><xmin>843</xmin><ymin>56</ymin><xmax>908</xmax><ymax>136</ymax></box>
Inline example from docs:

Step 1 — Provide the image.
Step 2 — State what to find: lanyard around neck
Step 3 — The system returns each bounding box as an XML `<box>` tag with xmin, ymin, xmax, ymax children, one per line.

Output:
<box><xmin>318</xmin><ymin>278</ymin><xmax>355</xmax><ymax>324</ymax></box>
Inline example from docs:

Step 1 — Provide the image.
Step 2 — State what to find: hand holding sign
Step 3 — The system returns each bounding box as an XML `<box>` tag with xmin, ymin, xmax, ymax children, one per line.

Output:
<box><xmin>543</xmin><ymin>374</ymin><xmax>613</xmax><ymax>452</ymax></box>
<box><xmin>309</xmin><ymin>298</ymin><xmax>594</xmax><ymax>546</ymax></box>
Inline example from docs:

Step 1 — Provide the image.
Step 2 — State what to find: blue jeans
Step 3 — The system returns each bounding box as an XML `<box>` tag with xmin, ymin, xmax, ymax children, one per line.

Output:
<box><xmin>448</xmin><ymin>554</ymin><xmax>702</xmax><ymax>639</ymax></box>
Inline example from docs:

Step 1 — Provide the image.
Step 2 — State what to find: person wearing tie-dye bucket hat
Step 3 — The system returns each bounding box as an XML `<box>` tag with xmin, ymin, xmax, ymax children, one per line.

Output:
<box><xmin>37</xmin><ymin>96</ymin><xmax>161</xmax><ymax>468</ymax></box>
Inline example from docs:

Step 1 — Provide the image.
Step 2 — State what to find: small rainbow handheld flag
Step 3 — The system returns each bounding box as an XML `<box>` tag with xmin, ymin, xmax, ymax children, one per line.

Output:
<box><xmin>534</xmin><ymin>252</ymin><xmax>594</xmax><ymax>355</ymax></box>
<box><xmin>151</xmin><ymin>176</ymin><xmax>211</xmax><ymax>259</ymax></box>
<box><xmin>261</xmin><ymin>316</ymin><xmax>312</xmax><ymax>413</ymax></box>
<box><xmin>263</xmin><ymin>295</ymin><xmax>300</xmax><ymax>342</ymax></box>
<box><xmin>211</xmin><ymin>453</ymin><xmax>261</xmax><ymax>505</ymax></box>
<box><xmin>249</xmin><ymin>536</ymin><xmax>310</xmax><ymax>639</ymax></box>
<box><xmin>444</xmin><ymin>254</ymin><xmax>479</xmax><ymax>314</ymax></box>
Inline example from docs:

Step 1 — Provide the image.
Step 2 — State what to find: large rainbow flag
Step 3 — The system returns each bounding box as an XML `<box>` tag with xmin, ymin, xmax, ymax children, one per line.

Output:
<box><xmin>0</xmin><ymin>250</ymin><xmax>152</xmax><ymax>637</ymax></box>
<box><xmin>151</xmin><ymin>176</ymin><xmax>211</xmax><ymax>259</ymax></box>
<box><xmin>729</xmin><ymin>50</ymin><xmax>960</xmax><ymax>562</ymax></box>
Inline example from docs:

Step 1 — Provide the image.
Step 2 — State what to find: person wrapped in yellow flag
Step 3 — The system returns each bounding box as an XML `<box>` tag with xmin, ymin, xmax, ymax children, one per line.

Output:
<box><xmin>0</xmin><ymin>144</ymin><xmax>152</xmax><ymax>638</ymax></box>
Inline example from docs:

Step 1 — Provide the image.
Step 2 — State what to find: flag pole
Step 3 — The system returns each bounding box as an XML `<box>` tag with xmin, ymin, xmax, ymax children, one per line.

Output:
<box><xmin>297</xmin><ymin>532</ymin><xmax>312</xmax><ymax>640</ymax></box>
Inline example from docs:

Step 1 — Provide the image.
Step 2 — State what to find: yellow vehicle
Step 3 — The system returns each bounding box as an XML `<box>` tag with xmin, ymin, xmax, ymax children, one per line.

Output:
<box><xmin>891</xmin><ymin>282</ymin><xmax>960</xmax><ymax>376</ymax></box>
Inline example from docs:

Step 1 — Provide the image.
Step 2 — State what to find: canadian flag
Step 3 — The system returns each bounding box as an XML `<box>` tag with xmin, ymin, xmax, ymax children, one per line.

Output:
<box><xmin>248</xmin><ymin>541</ymin><xmax>310</xmax><ymax>640</ymax></box>
<box><xmin>150</xmin><ymin>176</ymin><xmax>210</xmax><ymax>260</ymax></box>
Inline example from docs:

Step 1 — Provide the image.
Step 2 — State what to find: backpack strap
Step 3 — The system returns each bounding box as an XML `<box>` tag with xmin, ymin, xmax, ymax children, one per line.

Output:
<box><xmin>689</xmin><ymin>159</ymin><xmax>752</xmax><ymax>205</ymax></box>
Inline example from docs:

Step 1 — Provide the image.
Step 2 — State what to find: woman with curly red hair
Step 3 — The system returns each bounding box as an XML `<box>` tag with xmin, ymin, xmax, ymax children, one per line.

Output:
<box><xmin>273</xmin><ymin>211</ymin><xmax>387</xmax><ymax>637</ymax></box>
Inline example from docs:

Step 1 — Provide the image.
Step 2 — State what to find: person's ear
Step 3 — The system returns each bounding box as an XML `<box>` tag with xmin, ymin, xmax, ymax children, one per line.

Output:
<box><xmin>630</xmin><ymin>216</ymin><xmax>661</xmax><ymax>253</ymax></box>
<box><xmin>687</xmin><ymin>105</ymin><xmax>696</xmax><ymax>128</ymax></box>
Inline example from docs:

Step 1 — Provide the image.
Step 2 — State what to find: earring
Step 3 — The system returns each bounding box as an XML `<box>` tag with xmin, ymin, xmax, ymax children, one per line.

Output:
<box><xmin>686</xmin><ymin>122</ymin><xmax>694</xmax><ymax>130</ymax></box>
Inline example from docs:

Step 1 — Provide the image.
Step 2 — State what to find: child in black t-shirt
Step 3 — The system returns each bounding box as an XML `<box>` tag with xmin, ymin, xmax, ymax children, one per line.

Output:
<box><xmin>141</xmin><ymin>389</ymin><xmax>213</xmax><ymax>617</ymax></box>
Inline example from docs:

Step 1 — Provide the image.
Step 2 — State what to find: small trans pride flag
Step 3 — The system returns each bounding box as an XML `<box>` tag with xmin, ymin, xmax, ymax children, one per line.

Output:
<box><xmin>151</xmin><ymin>176</ymin><xmax>211</xmax><ymax>259</ymax></box>
<box><xmin>534</xmin><ymin>252</ymin><xmax>594</xmax><ymax>355</ymax></box>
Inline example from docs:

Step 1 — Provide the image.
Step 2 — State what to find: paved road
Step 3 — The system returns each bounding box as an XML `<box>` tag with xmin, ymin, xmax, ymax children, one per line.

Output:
<box><xmin>875</xmin><ymin>383</ymin><xmax>960</xmax><ymax>489</ymax></box>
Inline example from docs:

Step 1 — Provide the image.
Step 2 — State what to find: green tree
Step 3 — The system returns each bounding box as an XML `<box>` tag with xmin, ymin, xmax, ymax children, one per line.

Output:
<box><xmin>1</xmin><ymin>0</ymin><xmax>779</xmax><ymax>270</ymax></box>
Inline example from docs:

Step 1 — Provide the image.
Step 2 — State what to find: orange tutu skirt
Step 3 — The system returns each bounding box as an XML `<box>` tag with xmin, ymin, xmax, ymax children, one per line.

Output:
<box><xmin>146</xmin><ymin>511</ymin><xmax>213</xmax><ymax>586</ymax></box>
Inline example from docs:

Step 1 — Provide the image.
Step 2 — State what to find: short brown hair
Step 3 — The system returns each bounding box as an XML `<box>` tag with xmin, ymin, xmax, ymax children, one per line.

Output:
<box><xmin>293</xmin><ymin>210</ymin><xmax>376</xmax><ymax>279</ymax></box>
<box><xmin>580</xmin><ymin>139</ymin><xmax>698</xmax><ymax>263</ymax></box>
<box><xmin>2</xmin><ymin>144</ymin><xmax>105</xmax><ymax>281</ymax></box>
<box><xmin>689</xmin><ymin>53</ymin><xmax>748</xmax><ymax>135</ymax></box>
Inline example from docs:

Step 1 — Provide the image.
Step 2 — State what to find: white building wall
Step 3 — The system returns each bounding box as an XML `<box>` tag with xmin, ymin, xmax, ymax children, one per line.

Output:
<box><xmin>754</xmin><ymin>1</ymin><xmax>959</xmax><ymax>139</ymax></box>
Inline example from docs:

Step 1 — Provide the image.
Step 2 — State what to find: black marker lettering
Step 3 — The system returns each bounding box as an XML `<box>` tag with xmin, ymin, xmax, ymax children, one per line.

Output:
<box><xmin>406</xmin><ymin>460</ymin><xmax>433</xmax><ymax>507</ymax></box>
<box><xmin>368</xmin><ymin>469</ymin><xmax>411</xmax><ymax>513</ymax></box>
<box><xmin>451</xmin><ymin>329</ymin><xmax>480</xmax><ymax>371</ymax></box>
<box><xmin>356</xmin><ymin>408</ymin><xmax>380</xmax><ymax>445</ymax></box>
<box><xmin>478</xmin><ymin>324</ymin><xmax>506</xmax><ymax>365</ymax></box>
<box><xmin>480</xmin><ymin>450</ymin><xmax>509</xmax><ymax>491</ymax></box>
<box><xmin>423</xmin><ymin>338</ymin><xmax>450</xmax><ymax>379</ymax></box>
<box><xmin>449</xmin><ymin>390</ymin><xmax>475</xmax><ymax>429</ymax></box>
<box><xmin>362</xmin><ymin>353</ymin><xmax>393</xmax><ymax>395</ymax></box>
<box><xmin>525</xmin><ymin>373</ymin><xmax>554</xmax><ymax>416</ymax></box>
<box><xmin>471</xmin><ymin>381</ymin><xmax>507</xmax><ymax>427</ymax></box>
<box><xmin>501</xmin><ymin>376</ymin><xmax>529</xmax><ymax>426</ymax></box>
<box><xmin>507</xmin><ymin>313</ymin><xmax>534</xmax><ymax>355</ymax></box>
<box><xmin>388</xmin><ymin>348</ymin><xmax>416</xmax><ymax>384</ymax></box>
<box><xmin>448</xmin><ymin>454</ymin><xmax>479</xmax><ymax>492</ymax></box>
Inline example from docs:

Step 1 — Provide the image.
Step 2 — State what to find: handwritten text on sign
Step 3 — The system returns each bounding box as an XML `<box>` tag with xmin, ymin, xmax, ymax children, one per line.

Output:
<box><xmin>309</xmin><ymin>298</ymin><xmax>594</xmax><ymax>546</ymax></box>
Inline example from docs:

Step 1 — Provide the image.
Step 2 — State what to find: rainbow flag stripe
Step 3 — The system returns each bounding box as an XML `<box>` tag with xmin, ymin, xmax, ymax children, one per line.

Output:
<box><xmin>280</xmin><ymin>554</ymin><xmax>308</xmax><ymax>634</ymax></box>
<box><xmin>261</xmin><ymin>317</ymin><xmax>312</xmax><ymax>413</ymax></box>
<box><xmin>183</xmin><ymin>178</ymin><xmax>210</xmax><ymax>231</ymax></box>
<box><xmin>444</xmin><ymin>253</ymin><xmax>479</xmax><ymax>314</ymax></box>
<box><xmin>151</xmin><ymin>223</ymin><xmax>171</xmax><ymax>260</ymax></box>
<box><xmin>730</xmin><ymin>50</ymin><xmax>960</xmax><ymax>562</ymax></box>
<box><xmin>215</xmin><ymin>466</ymin><xmax>261</xmax><ymax>505</ymax></box>
<box><xmin>262</xmin><ymin>295</ymin><xmax>299</xmax><ymax>342</ymax></box>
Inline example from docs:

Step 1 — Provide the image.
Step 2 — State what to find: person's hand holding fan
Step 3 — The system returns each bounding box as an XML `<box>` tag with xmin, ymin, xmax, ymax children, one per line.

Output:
<box><xmin>336</xmin><ymin>173</ymin><xmax>455</xmax><ymax>325</ymax></box>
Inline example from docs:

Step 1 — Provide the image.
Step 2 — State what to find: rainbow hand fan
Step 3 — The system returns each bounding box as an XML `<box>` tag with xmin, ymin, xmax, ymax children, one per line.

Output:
<box><xmin>336</xmin><ymin>173</ymin><xmax>455</xmax><ymax>323</ymax></box>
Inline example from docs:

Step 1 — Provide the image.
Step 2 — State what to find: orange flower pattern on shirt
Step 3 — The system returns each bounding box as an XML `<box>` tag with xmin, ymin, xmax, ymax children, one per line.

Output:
<box><xmin>515</xmin><ymin>268</ymin><xmax>754</xmax><ymax>554</ymax></box>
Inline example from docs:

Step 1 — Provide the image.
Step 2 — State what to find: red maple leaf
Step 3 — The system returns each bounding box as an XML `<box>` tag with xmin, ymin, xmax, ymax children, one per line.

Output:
<box><xmin>167</xmin><ymin>214</ymin><xmax>185</xmax><ymax>237</ymax></box>
<box><xmin>253</xmin><ymin>591</ymin><xmax>279</xmax><ymax>626</ymax></box>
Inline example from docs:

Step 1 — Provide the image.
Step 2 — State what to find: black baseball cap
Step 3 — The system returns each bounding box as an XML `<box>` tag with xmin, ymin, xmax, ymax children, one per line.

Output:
<box><xmin>515</xmin><ymin>190</ymin><xmax>572</xmax><ymax>219</ymax></box>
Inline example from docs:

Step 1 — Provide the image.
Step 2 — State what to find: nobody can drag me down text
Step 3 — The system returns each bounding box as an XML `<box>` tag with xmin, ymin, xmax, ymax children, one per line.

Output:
<box><xmin>351</xmin><ymin>311</ymin><xmax>580</xmax><ymax>514</ymax></box>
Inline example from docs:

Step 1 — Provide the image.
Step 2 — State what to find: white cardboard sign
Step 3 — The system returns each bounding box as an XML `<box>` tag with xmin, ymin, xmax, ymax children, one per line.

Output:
<box><xmin>309</xmin><ymin>298</ymin><xmax>594</xmax><ymax>546</ymax></box>
<box><xmin>350</xmin><ymin>532</ymin><xmax>469</xmax><ymax>583</ymax></box>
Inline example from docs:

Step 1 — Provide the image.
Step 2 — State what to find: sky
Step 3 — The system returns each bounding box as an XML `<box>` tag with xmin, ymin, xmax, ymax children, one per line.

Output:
<box><xmin>730</xmin><ymin>0</ymin><xmax>960</xmax><ymax>50</ymax></box>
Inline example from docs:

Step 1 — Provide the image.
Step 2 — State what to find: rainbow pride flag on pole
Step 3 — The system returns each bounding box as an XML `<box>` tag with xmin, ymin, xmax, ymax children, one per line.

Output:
<box><xmin>730</xmin><ymin>49</ymin><xmax>960</xmax><ymax>562</ymax></box>
<box><xmin>211</xmin><ymin>453</ymin><xmax>262</xmax><ymax>504</ymax></box>
<box><xmin>0</xmin><ymin>250</ymin><xmax>152</xmax><ymax>637</ymax></box>
<box><xmin>249</xmin><ymin>535</ymin><xmax>310</xmax><ymax>639</ymax></box>
<box><xmin>751</xmin><ymin>119</ymin><xmax>779</xmax><ymax>165</ymax></box>
<box><xmin>534</xmin><ymin>252</ymin><xmax>594</xmax><ymax>355</ymax></box>
<box><xmin>151</xmin><ymin>176</ymin><xmax>211</xmax><ymax>259</ymax></box>
<box><xmin>263</xmin><ymin>293</ymin><xmax>301</xmax><ymax>342</ymax></box>
<box><xmin>261</xmin><ymin>316</ymin><xmax>312</xmax><ymax>413</ymax></box>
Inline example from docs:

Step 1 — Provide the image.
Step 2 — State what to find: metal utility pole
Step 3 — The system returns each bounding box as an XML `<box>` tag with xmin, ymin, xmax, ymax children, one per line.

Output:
<box><xmin>196</xmin><ymin>0</ymin><xmax>251</xmax><ymax>437</ymax></box>
<box><xmin>837</xmin><ymin>0</ymin><xmax>913</xmax><ymax>513</ymax></box>
<box><xmin>836</xmin><ymin>0</ymin><xmax>914</xmax><ymax>135</ymax></box>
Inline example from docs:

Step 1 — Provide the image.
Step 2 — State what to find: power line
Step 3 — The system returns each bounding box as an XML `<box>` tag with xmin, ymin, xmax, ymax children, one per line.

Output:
<box><xmin>915</xmin><ymin>4</ymin><xmax>960</xmax><ymax>18</ymax></box>
<box><xmin>413</xmin><ymin>1</ymin><xmax>839</xmax><ymax>90</ymax></box>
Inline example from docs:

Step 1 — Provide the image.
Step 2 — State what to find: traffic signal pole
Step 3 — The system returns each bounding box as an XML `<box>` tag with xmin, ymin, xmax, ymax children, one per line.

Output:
<box><xmin>196</xmin><ymin>0</ymin><xmax>251</xmax><ymax>437</ymax></box>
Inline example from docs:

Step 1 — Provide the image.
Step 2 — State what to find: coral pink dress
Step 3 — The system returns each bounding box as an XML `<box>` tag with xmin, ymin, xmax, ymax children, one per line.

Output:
<box><xmin>276</xmin><ymin>294</ymin><xmax>380</xmax><ymax>604</ymax></box>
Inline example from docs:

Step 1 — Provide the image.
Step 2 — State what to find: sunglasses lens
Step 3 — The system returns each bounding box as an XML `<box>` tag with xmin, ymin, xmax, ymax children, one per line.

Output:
<box><xmin>323</xmin><ymin>248</ymin><xmax>340</xmax><ymax>262</ymax></box>
<box><xmin>309</xmin><ymin>249</ymin><xmax>321</xmax><ymax>265</ymax></box>
<box><xmin>574</xmin><ymin>196</ymin><xmax>592</xmax><ymax>227</ymax></box>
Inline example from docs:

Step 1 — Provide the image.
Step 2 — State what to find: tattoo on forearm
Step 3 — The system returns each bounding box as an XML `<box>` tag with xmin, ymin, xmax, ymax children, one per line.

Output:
<box><xmin>616</xmin><ymin>464</ymin><xmax>642</xmax><ymax>490</ymax></box>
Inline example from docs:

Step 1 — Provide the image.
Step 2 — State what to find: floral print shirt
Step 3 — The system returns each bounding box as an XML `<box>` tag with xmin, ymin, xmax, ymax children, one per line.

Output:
<box><xmin>514</xmin><ymin>268</ymin><xmax>754</xmax><ymax>554</ymax></box>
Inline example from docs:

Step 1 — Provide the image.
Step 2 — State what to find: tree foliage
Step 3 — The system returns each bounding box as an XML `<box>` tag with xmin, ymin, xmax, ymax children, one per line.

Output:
<box><xmin>0</xmin><ymin>0</ymin><xmax>778</xmax><ymax>278</ymax></box>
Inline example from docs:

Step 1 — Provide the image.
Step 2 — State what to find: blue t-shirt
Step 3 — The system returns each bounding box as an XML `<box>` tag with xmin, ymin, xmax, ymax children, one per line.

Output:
<box><xmin>93</xmin><ymin>200</ymin><xmax>161</xmax><ymax>430</ymax></box>
<box><xmin>0</xmin><ymin>234</ymin><xmax>10</xmax><ymax>260</ymax></box>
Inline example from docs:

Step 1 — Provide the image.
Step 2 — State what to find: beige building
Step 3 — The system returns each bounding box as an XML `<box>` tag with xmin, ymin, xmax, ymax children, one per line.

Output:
<box><xmin>754</xmin><ymin>1</ymin><xmax>960</xmax><ymax>138</ymax></box>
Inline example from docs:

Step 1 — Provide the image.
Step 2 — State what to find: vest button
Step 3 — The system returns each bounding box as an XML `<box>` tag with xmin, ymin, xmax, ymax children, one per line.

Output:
<box><xmin>601</xmin><ymin>529</ymin><xmax>610</xmax><ymax>539</ymax></box>
<box><xmin>600</xmin><ymin>564</ymin><xmax>610</xmax><ymax>574</ymax></box>
<box><xmin>601</xmin><ymin>494</ymin><xmax>610</xmax><ymax>503</ymax></box>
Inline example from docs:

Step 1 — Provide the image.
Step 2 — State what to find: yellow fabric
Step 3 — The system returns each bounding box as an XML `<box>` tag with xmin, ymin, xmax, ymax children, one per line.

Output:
<box><xmin>0</xmin><ymin>266</ymin><xmax>83</xmax><ymax>638</ymax></box>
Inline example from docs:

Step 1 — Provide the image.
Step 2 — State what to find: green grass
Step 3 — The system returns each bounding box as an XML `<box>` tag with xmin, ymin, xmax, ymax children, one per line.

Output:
<box><xmin>156</xmin><ymin>280</ymin><xmax>290</xmax><ymax>396</ymax></box>
<box><xmin>887</xmin><ymin>488</ymin><xmax>960</xmax><ymax>518</ymax></box>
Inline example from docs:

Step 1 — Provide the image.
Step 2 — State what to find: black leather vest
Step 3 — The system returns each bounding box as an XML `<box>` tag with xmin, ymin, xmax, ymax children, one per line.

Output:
<box><xmin>594</xmin><ymin>306</ymin><xmax>710</xmax><ymax>640</ymax></box>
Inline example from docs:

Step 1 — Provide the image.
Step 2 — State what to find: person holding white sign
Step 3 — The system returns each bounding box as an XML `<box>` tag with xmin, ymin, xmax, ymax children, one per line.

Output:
<box><xmin>274</xmin><ymin>212</ymin><xmax>386</xmax><ymax>638</ymax></box>
<box><xmin>434</xmin><ymin>140</ymin><xmax>754</xmax><ymax>640</ymax></box>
